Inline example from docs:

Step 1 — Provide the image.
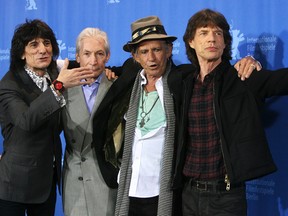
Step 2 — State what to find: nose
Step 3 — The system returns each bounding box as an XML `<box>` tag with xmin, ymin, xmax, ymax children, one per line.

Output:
<box><xmin>207</xmin><ymin>32</ymin><xmax>216</xmax><ymax>42</ymax></box>
<box><xmin>91</xmin><ymin>54</ymin><xmax>98</xmax><ymax>64</ymax></box>
<box><xmin>38</xmin><ymin>42</ymin><xmax>47</xmax><ymax>53</ymax></box>
<box><xmin>147</xmin><ymin>50</ymin><xmax>156</xmax><ymax>60</ymax></box>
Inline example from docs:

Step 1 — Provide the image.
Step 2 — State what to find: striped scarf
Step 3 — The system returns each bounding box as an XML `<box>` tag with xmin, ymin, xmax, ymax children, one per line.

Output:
<box><xmin>115</xmin><ymin>62</ymin><xmax>175</xmax><ymax>216</ymax></box>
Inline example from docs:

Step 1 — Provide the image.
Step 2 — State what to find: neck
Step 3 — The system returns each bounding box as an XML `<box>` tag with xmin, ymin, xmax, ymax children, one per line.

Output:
<box><xmin>145</xmin><ymin>76</ymin><xmax>158</xmax><ymax>93</ymax></box>
<box><xmin>198</xmin><ymin>59</ymin><xmax>221</xmax><ymax>82</ymax></box>
<box><xmin>25</xmin><ymin>65</ymin><xmax>47</xmax><ymax>77</ymax></box>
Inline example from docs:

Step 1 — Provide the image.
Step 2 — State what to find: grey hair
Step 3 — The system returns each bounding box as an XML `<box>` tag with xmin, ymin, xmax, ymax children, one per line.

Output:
<box><xmin>76</xmin><ymin>27</ymin><xmax>110</xmax><ymax>54</ymax></box>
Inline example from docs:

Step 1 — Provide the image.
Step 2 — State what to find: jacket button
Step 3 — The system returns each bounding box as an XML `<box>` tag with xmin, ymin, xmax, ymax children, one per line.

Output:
<box><xmin>81</xmin><ymin>157</ymin><xmax>86</xmax><ymax>162</ymax></box>
<box><xmin>78</xmin><ymin>177</ymin><xmax>83</xmax><ymax>181</ymax></box>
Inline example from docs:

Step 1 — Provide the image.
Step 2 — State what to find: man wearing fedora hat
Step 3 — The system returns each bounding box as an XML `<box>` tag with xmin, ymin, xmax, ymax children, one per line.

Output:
<box><xmin>116</xmin><ymin>15</ymin><xmax>182</xmax><ymax>216</ymax></box>
<box><xmin>90</xmin><ymin>15</ymin><xmax>261</xmax><ymax>216</ymax></box>
<box><xmin>92</xmin><ymin>15</ymin><xmax>182</xmax><ymax>215</ymax></box>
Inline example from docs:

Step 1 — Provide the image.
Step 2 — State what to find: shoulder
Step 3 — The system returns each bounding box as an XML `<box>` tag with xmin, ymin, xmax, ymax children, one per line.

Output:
<box><xmin>0</xmin><ymin>70</ymin><xmax>21</xmax><ymax>89</ymax></box>
<box><xmin>169</xmin><ymin>63</ymin><xmax>195</xmax><ymax>81</ymax></box>
<box><xmin>176</xmin><ymin>63</ymin><xmax>195</xmax><ymax>72</ymax></box>
<box><xmin>114</xmin><ymin>58</ymin><xmax>141</xmax><ymax>86</ymax></box>
<box><xmin>122</xmin><ymin>57</ymin><xmax>142</xmax><ymax>74</ymax></box>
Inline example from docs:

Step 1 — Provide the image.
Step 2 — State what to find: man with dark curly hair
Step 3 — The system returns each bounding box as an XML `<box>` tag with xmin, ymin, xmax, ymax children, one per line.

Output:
<box><xmin>0</xmin><ymin>19</ymin><xmax>94</xmax><ymax>216</ymax></box>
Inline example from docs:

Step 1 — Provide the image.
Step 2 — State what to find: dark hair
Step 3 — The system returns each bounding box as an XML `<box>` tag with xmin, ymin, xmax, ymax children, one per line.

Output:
<box><xmin>9</xmin><ymin>19</ymin><xmax>59</xmax><ymax>71</ymax></box>
<box><xmin>183</xmin><ymin>9</ymin><xmax>232</xmax><ymax>68</ymax></box>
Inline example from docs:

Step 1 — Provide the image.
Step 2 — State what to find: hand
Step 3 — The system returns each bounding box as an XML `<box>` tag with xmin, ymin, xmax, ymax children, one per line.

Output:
<box><xmin>105</xmin><ymin>68</ymin><xmax>118</xmax><ymax>81</ymax></box>
<box><xmin>234</xmin><ymin>56</ymin><xmax>262</xmax><ymax>81</ymax></box>
<box><xmin>56</xmin><ymin>58</ymin><xmax>96</xmax><ymax>88</ymax></box>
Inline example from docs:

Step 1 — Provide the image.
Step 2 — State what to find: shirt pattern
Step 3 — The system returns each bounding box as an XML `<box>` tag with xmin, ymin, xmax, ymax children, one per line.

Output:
<box><xmin>183</xmin><ymin>72</ymin><xmax>225</xmax><ymax>180</ymax></box>
<box><xmin>25</xmin><ymin>65</ymin><xmax>66</xmax><ymax>107</ymax></box>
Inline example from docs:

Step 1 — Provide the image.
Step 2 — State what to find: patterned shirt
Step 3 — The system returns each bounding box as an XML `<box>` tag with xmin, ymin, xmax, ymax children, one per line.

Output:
<box><xmin>183</xmin><ymin>71</ymin><xmax>225</xmax><ymax>180</ymax></box>
<box><xmin>25</xmin><ymin>65</ymin><xmax>66</xmax><ymax>107</ymax></box>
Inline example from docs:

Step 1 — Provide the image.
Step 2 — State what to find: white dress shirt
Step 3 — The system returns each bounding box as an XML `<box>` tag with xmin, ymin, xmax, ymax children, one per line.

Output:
<box><xmin>128</xmin><ymin>70</ymin><xmax>166</xmax><ymax>198</ymax></box>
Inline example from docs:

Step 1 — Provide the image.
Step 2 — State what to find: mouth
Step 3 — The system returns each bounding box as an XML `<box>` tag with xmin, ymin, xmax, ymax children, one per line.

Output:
<box><xmin>148</xmin><ymin>63</ymin><xmax>158</xmax><ymax>69</ymax></box>
<box><xmin>38</xmin><ymin>56</ymin><xmax>50</xmax><ymax>61</ymax></box>
<box><xmin>206</xmin><ymin>47</ymin><xmax>218</xmax><ymax>51</ymax></box>
<box><xmin>90</xmin><ymin>66</ymin><xmax>101</xmax><ymax>72</ymax></box>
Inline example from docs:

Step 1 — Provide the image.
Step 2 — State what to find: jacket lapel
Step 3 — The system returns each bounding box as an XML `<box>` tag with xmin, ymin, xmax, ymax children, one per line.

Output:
<box><xmin>81</xmin><ymin>75</ymin><xmax>113</xmax><ymax>153</ymax></box>
<box><xmin>64</xmin><ymin>86</ymin><xmax>90</xmax><ymax>150</ymax></box>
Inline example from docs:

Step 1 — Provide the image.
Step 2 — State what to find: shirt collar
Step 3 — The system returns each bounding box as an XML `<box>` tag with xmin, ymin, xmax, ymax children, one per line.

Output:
<box><xmin>95</xmin><ymin>72</ymin><xmax>104</xmax><ymax>84</ymax></box>
<box><xmin>82</xmin><ymin>72</ymin><xmax>104</xmax><ymax>90</ymax></box>
<box><xmin>139</xmin><ymin>69</ymin><xmax>163</xmax><ymax>87</ymax></box>
<box><xmin>24</xmin><ymin>65</ymin><xmax>51</xmax><ymax>90</ymax></box>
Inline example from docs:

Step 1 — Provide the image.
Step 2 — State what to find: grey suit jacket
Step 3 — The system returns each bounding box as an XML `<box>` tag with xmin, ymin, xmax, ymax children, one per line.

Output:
<box><xmin>62</xmin><ymin>75</ymin><xmax>117</xmax><ymax>216</ymax></box>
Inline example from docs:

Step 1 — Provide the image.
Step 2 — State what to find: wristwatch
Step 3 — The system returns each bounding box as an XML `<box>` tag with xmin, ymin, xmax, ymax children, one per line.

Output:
<box><xmin>52</xmin><ymin>80</ymin><xmax>65</xmax><ymax>92</ymax></box>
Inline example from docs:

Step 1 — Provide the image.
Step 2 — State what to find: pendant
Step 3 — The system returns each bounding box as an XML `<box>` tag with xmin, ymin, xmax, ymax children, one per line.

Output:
<box><xmin>139</xmin><ymin>118</ymin><xmax>145</xmax><ymax>128</ymax></box>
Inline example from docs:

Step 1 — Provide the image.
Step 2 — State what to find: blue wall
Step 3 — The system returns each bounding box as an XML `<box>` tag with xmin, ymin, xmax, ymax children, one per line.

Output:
<box><xmin>1</xmin><ymin>1</ymin><xmax>288</xmax><ymax>215</ymax></box>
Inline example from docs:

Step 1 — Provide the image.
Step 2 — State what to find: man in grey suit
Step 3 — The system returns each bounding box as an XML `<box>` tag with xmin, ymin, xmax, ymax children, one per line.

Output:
<box><xmin>61</xmin><ymin>28</ymin><xmax>117</xmax><ymax>216</ymax></box>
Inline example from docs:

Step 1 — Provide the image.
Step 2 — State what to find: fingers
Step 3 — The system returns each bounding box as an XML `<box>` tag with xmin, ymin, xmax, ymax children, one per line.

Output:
<box><xmin>234</xmin><ymin>56</ymin><xmax>262</xmax><ymax>81</ymax></box>
<box><xmin>105</xmin><ymin>68</ymin><xmax>118</xmax><ymax>81</ymax></box>
<box><xmin>255</xmin><ymin>61</ymin><xmax>262</xmax><ymax>71</ymax></box>
<box><xmin>63</xmin><ymin>58</ymin><xmax>69</xmax><ymax>70</ymax></box>
<box><xmin>234</xmin><ymin>61</ymin><xmax>241</xmax><ymax>72</ymax></box>
<box><xmin>57</xmin><ymin>66</ymin><xmax>95</xmax><ymax>88</ymax></box>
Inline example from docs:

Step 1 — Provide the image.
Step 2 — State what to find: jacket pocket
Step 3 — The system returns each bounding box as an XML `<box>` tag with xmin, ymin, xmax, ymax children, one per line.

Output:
<box><xmin>222</xmin><ymin>92</ymin><xmax>250</xmax><ymax>124</ymax></box>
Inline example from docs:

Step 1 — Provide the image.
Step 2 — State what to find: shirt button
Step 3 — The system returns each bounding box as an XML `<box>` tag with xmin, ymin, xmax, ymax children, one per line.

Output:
<box><xmin>81</xmin><ymin>157</ymin><xmax>86</xmax><ymax>162</ymax></box>
<box><xmin>78</xmin><ymin>177</ymin><xmax>83</xmax><ymax>181</ymax></box>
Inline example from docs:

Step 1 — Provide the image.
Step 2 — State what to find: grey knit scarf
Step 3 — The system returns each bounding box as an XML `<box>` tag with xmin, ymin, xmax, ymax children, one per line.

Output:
<box><xmin>115</xmin><ymin>62</ymin><xmax>175</xmax><ymax>216</ymax></box>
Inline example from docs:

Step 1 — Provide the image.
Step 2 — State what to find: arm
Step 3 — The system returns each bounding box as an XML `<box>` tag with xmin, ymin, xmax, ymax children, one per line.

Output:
<box><xmin>0</xmin><ymin>79</ymin><xmax>61</xmax><ymax>132</ymax></box>
<box><xmin>246</xmin><ymin>67</ymin><xmax>288</xmax><ymax>98</ymax></box>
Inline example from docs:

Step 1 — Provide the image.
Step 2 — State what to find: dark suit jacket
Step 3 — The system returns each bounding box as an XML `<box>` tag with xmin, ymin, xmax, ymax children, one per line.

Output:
<box><xmin>0</xmin><ymin>67</ymin><xmax>62</xmax><ymax>203</ymax></box>
<box><xmin>92</xmin><ymin>58</ymin><xmax>141</xmax><ymax>188</ymax></box>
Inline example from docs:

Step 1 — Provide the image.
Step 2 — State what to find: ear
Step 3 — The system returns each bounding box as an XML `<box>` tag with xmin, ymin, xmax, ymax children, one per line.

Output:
<box><xmin>76</xmin><ymin>53</ymin><xmax>80</xmax><ymax>63</ymax></box>
<box><xmin>105</xmin><ymin>52</ymin><xmax>111</xmax><ymax>63</ymax></box>
<box><xmin>189</xmin><ymin>39</ymin><xmax>195</xmax><ymax>49</ymax></box>
<box><xmin>132</xmin><ymin>53</ymin><xmax>141</xmax><ymax>64</ymax></box>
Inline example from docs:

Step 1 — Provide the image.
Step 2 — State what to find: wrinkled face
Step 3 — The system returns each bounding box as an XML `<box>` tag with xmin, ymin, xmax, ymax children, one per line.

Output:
<box><xmin>133</xmin><ymin>40</ymin><xmax>172</xmax><ymax>78</ymax></box>
<box><xmin>76</xmin><ymin>37</ymin><xmax>110</xmax><ymax>78</ymax></box>
<box><xmin>189</xmin><ymin>26</ymin><xmax>225</xmax><ymax>64</ymax></box>
<box><xmin>22</xmin><ymin>37</ymin><xmax>53</xmax><ymax>73</ymax></box>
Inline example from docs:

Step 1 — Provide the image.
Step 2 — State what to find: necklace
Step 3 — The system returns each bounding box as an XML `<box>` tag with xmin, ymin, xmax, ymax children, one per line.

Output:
<box><xmin>139</xmin><ymin>88</ymin><xmax>159</xmax><ymax>128</ymax></box>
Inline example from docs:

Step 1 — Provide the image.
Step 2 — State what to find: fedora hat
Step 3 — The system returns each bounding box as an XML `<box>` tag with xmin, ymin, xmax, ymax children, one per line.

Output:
<box><xmin>123</xmin><ymin>16</ymin><xmax>177</xmax><ymax>52</ymax></box>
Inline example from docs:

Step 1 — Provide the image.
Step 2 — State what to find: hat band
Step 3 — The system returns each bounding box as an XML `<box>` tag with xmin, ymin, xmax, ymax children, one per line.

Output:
<box><xmin>132</xmin><ymin>25</ymin><xmax>167</xmax><ymax>42</ymax></box>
